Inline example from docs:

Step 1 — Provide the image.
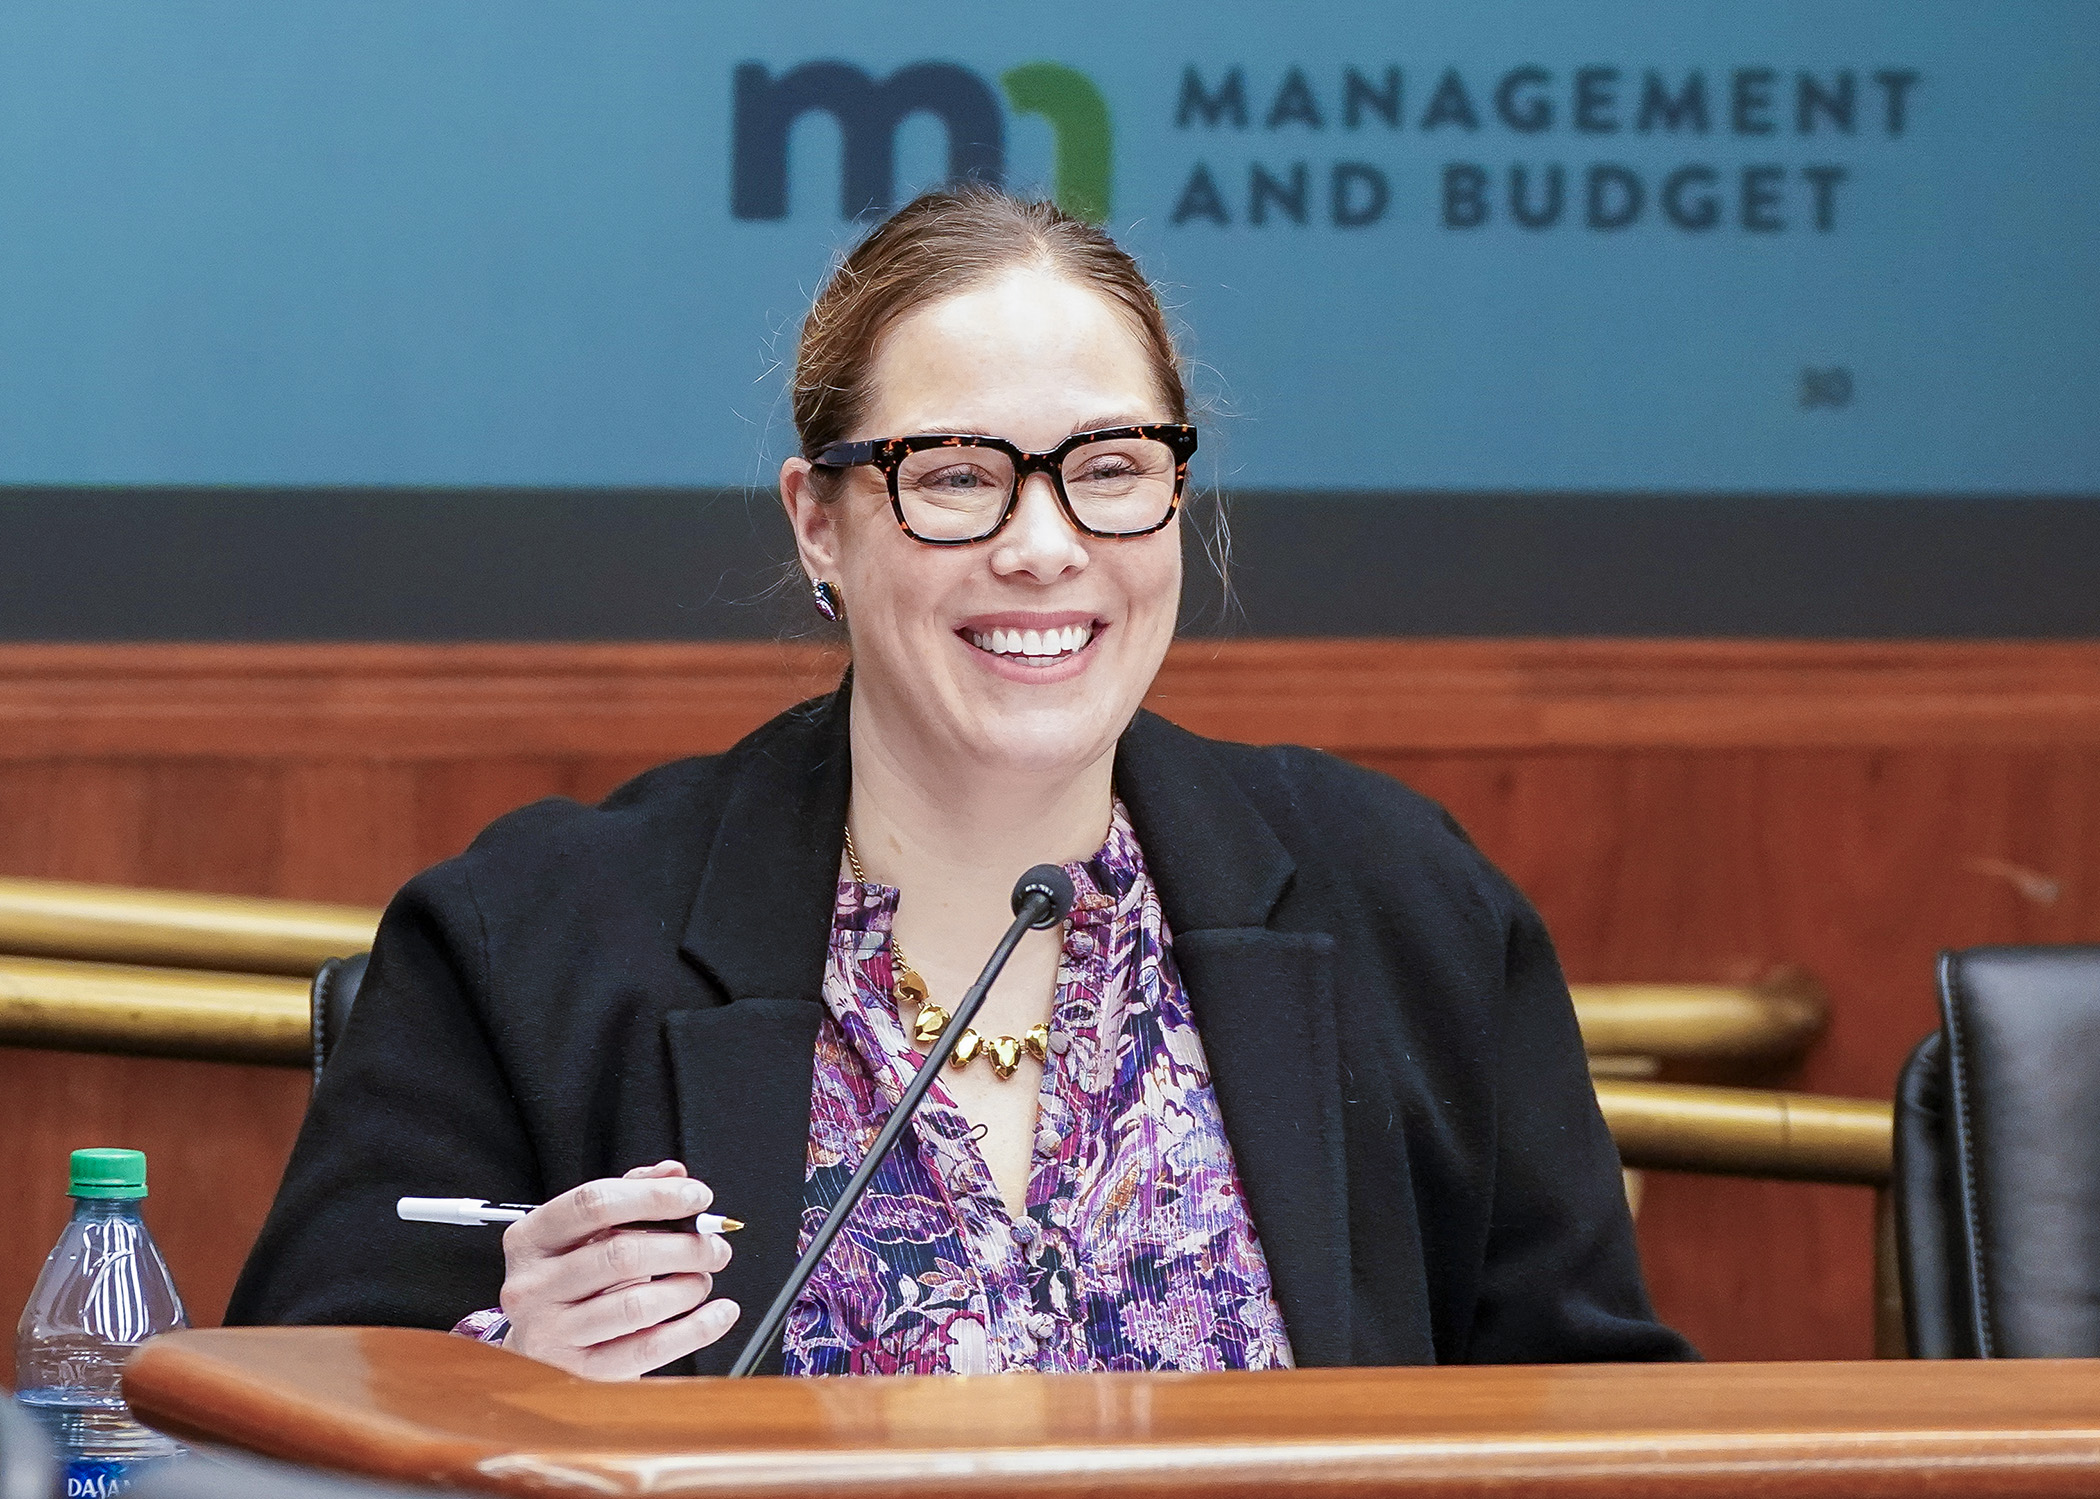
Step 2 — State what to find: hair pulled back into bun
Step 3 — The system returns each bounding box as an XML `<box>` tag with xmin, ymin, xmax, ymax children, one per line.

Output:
<box><xmin>792</xmin><ymin>184</ymin><xmax>1187</xmax><ymax>465</ymax></box>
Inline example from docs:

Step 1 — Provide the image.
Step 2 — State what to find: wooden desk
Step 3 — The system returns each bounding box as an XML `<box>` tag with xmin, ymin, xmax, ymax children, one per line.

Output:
<box><xmin>126</xmin><ymin>1328</ymin><xmax>2099</xmax><ymax>1498</ymax></box>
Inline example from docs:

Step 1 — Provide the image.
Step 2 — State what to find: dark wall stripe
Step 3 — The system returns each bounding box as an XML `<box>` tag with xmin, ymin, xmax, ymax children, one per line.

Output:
<box><xmin>3</xmin><ymin>488</ymin><xmax>2095</xmax><ymax>641</ymax></box>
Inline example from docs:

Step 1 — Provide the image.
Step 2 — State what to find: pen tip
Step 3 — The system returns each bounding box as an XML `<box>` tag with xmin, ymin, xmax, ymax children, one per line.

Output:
<box><xmin>720</xmin><ymin>1218</ymin><xmax>744</xmax><ymax>1233</ymax></box>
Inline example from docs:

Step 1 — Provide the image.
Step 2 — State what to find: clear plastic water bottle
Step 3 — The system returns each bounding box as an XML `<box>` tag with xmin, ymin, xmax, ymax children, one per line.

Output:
<box><xmin>14</xmin><ymin>1149</ymin><xmax>187</xmax><ymax>1495</ymax></box>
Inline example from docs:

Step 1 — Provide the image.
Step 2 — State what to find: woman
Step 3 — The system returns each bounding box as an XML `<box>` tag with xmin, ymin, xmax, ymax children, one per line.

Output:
<box><xmin>228</xmin><ymin>186</ymin><xmax>1691</xmax><ymax>1377</ymax></box>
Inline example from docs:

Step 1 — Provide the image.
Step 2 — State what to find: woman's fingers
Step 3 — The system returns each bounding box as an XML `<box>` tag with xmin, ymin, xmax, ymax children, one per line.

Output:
<box><xmin>549</xmin><ymin>1272</ymin><xmax>714</xmax><ymax>1351</ymax></box>
<box><xmin>495</xmin><ymin>1164</ymin><xmax>741</xmax><ymax>1379</ymax></box>
<box><xmin>521</xmin><ymin>1226</ymin><xmax>732</xmax><ymax>1307</ymax></box>
<box><xmin>507</xmin><ymin>1173</ymin><xmax>714</xmax><ymax>1258</ymax></box>
<box><xmin>572</xmin><ymin>1296</ymin><xmax>744</xmax><ymax>1382</ymax></box>
<box><xmin>505</xmin><ymin>1270</ymin><xmax>719</xmax><ymax>1374</ymax></box>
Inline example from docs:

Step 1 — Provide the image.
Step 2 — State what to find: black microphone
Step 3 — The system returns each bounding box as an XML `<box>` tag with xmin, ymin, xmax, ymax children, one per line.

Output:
<box><xmin>726</xmin><ymin>863</ymin><xmax>1076</xmax><ymax>1377</ymax></box>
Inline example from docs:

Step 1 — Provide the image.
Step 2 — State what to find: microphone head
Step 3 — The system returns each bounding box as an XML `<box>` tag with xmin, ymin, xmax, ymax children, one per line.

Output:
<box><xmin>1011</xmin><ymin>864</ymin><xmax>1076</xmax><ymax>928</ymax></box>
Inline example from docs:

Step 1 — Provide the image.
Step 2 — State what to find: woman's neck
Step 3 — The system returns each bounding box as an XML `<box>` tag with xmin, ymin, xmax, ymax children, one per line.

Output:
<box><xmin>843</xmin><ymin>704</ymin><xmax>1115</xmax><ymax>902</ymax></box>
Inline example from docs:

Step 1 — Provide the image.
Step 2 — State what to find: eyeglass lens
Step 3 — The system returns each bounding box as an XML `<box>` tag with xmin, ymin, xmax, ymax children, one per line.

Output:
<box><xmin>895</xmin><ymin>437</ymin><xmax>1178</xmax><ymax>541</ymax></box>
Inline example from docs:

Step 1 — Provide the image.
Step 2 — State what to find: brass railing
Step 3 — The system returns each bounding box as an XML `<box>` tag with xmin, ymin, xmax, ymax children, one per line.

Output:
<box><xmin>1593</xmin><ymin>1078</ymin><xmax>1889</xmax><ymax>1185</ymax></box>
<box><xmin>1574</xmin><ymin>969</ymin><xmax>1826</xmax><ymax>1068</ymax></box>
<box><xmin>0</xmin><ymin>877</ymin><xmax>374</xmax><ymax>976</ymax></box>
<box><xmin>0</xmin><ymin>876</ymin><xmax>1829</xmax><ymax>1066</ymax></box>
<box><xmin>0</xmin><ymin>882</ymin><xmax>1877</xmax><ymax>1185</ymax></box>
<box><xmin>0</xmin><ymin>954</ymin><xmax>310</xmax><ymax>1066</ymax></box>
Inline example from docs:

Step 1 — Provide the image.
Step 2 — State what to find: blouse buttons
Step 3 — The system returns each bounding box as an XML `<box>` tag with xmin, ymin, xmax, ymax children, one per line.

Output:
<box><xmin>1065</xmin><ymin>931</ymin><xmax>1097</xmax><ymax>959</ymax></box>
<box><xmin>1048</xmin><ymin>1032</ymin><xmax>1071</xmax><ymax>1056</ymax></box>
<box><xmin>1035</xmin><ymin>1126</ymin><xmax>1060</xmax><ymax>1156</ymax></box>
<box><xmin>1010</xmin><ymin>1217</ymin><xmax>1040</xmax><ymax>1245</ymax></box>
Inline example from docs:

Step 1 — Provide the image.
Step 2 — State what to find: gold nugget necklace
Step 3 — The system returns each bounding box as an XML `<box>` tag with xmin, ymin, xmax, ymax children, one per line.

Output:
<box><xmin>843</xmin><ymin>827</ymin><xmax>1050</xmax><ymax>1081</ymax></box>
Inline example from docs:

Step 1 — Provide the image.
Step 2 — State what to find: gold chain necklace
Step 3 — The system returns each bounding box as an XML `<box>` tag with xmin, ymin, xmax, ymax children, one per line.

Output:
<box><xmin>843</xmin><ymin>827</ymin><xmax>1050</xmax><ymax>1081</ymax></box>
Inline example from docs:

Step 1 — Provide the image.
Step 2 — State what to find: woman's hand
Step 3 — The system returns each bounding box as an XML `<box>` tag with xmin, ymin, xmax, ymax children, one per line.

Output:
<box><xmin>499</xmin><ymin>1160</ymin><xmax>740</xmax><ymax>1380</ymax></box>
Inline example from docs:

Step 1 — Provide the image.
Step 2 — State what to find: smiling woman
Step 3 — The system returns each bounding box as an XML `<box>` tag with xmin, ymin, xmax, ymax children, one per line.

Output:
<box><xmin>224</xmin><ymin>184</ymin><xmax>1692</xmax><ymax>1381</ymax></box>
<box><xmin>776</xmin><ymin>194</ymin><xmax>1200</xmax><ymax>1253</ymax></box>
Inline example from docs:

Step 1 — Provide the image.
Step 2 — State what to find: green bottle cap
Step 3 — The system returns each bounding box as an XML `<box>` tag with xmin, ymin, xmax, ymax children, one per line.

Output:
<box><xmin>69</xmin><ymin>1148</ymin><xmax>148</xmax><ymax>1199</ymax></box>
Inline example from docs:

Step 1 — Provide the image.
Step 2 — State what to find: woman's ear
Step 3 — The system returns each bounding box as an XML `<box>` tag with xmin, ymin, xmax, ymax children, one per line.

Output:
<box><xmin>780</xmin><ymin>456</ymin><xmax>843</xmax><ymax>583</ymax></box>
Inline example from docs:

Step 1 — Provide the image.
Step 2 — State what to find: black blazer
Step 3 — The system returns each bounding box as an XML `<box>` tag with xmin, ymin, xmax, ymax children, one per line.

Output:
<box><xmin>227</xmin><ymin>684</ymin><xmax>1692</xmax><ymax>1370</ymax></box>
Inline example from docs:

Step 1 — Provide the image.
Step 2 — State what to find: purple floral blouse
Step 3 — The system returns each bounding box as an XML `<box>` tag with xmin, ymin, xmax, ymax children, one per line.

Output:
<box><xmin>780</xmin><ymin>803</ymin><xmax>1293</xmax><ymax>1376</ymax></box>
<box><xmin>455</xmin><ymin>804</ymin><xmax>1291</xmax><ymax>1375</ymax></box>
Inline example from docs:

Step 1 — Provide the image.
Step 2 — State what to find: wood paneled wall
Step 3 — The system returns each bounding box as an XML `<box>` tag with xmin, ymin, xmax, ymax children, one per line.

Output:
<box><xmin>5</xmin><ymin>640</ymin><xmax>2099</xmax><ymax>1362</ymax></box>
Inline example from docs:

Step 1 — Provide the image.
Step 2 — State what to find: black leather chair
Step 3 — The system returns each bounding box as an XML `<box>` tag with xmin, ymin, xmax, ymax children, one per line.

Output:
<box><xmin>1894</xmin><ymin>945</ymin><xmax>2100</xmax><ymax>1357</ymax></box>
<box><xmin>310</xmin><ymin>951</ymin><xmax>370</xmax><ymax>1081</ymax></box>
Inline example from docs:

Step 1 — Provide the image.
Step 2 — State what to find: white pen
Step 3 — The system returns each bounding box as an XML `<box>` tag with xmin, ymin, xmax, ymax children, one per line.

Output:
<box><xmin>396</xmin><ymin>1196</ymin><xmax>743</xmax><ymax>1233</ymax></box>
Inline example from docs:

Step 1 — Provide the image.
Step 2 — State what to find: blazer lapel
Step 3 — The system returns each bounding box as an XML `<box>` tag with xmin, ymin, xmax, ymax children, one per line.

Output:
<box><xmin>667</xmin><ymin>680</ymin><xmax>852</xmax><ymax>1375</ymax></box>
<box><xmin>678</xmin><ymin>685</ymin><xmax>853</xmax><ymax>1006</ymax></box>
<box><xmin>1117</xmin><ymin>712</ymin><xmax>1354</xmax><ymax>1366</ymax></box>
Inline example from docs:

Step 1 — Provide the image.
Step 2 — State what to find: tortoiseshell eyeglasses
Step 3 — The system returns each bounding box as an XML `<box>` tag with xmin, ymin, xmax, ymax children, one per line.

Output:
<box><xmin>809</xmin><ymin>424</ymin><xmax>1198</xmax><ymax>545</ymax></box>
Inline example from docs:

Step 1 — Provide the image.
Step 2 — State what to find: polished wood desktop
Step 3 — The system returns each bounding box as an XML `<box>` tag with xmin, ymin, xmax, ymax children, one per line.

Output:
<box><xmin>126</xmin><ymin>1327</ymin><xmax>2100</xmax><ymax>1498</ymax></box>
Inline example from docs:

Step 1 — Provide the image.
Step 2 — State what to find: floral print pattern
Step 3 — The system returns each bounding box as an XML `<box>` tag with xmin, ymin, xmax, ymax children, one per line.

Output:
<box><xmin>782</xmin><ymin>802</ymin><xmax>1293</xmax><ymax>1376</ymax></box>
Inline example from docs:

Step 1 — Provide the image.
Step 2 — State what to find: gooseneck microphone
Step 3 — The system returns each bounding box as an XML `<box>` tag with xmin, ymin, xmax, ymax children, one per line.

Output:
<box><xmin>726</xmin><ymin>863</ymin><xmax>1077</xmax><ymax>1377</ymax></box>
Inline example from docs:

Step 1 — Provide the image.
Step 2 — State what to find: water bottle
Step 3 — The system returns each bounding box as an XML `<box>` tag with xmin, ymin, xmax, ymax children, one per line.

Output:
<box><xmin>14</xmin><ymin>1149</ymin><xmax>187</xmax><ymax>1496</ymax></box>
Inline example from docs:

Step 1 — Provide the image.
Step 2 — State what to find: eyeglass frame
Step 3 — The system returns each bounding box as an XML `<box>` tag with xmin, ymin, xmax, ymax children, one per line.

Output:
<box><xmin>807</xmin><ymin>423</ymin><xmax>1199</xmax><ymax>545</ymax></box>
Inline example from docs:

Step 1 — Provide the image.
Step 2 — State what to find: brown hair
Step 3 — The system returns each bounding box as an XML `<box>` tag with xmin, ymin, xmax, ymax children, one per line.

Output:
<box><xmin>792</xmin><ymin>183</ymin><xmax>1187</xmax><ymax>463</ymax></box>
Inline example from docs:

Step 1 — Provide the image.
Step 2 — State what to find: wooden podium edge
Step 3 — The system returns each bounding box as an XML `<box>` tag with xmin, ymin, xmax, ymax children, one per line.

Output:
<box><xmin>123</xmin><ymin>1328</ymin><xmax>2100</xmax><ymax>1499</ymax></box>
<box><xmin>126</xmin><ymin>1327</ymin><xmax>507</xmax><ymax>1489</ymax></box>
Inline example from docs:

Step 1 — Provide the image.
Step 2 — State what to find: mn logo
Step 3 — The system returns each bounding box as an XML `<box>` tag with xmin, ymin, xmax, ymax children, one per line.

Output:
<box><xmin>731</xmin><ymin>60</ymin><xmax>1112</xmax><ymax>223</ymax></box>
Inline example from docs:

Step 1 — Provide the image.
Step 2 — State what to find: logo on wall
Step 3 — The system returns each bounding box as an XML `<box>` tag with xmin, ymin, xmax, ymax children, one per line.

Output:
<box><xmin>733</xmin><ymin>59</ymin><xmax>1917</xmax><ymax>237</ymax></box>
<box><xmin>731</xmin><ymin>61</ymin><xmax>1113</xmax><ymax>223</ymax></box>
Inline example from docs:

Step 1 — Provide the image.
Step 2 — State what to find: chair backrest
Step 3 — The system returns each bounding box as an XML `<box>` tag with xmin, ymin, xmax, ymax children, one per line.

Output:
<box><xmin>310</xmin><ymin>951</ymin><xmax>370</xmax><ymax>1082</ymax></box>
<box><xmin>1894</xmin><ymin>1029</ymin><xmax>1966</xmax><ymax>1355</ymax></box>
<box><xmin>1893</xmin><ymin>945</ymin><xmax>2100</xmax><ymax>1357</ymax></box>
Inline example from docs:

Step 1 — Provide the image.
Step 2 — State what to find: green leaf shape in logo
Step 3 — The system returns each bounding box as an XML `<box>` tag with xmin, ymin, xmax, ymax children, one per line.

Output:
<box><xmin>1001</xmin><ymin>63</ymin><xmax>1113</xmax><ymax>224</ymax></box>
